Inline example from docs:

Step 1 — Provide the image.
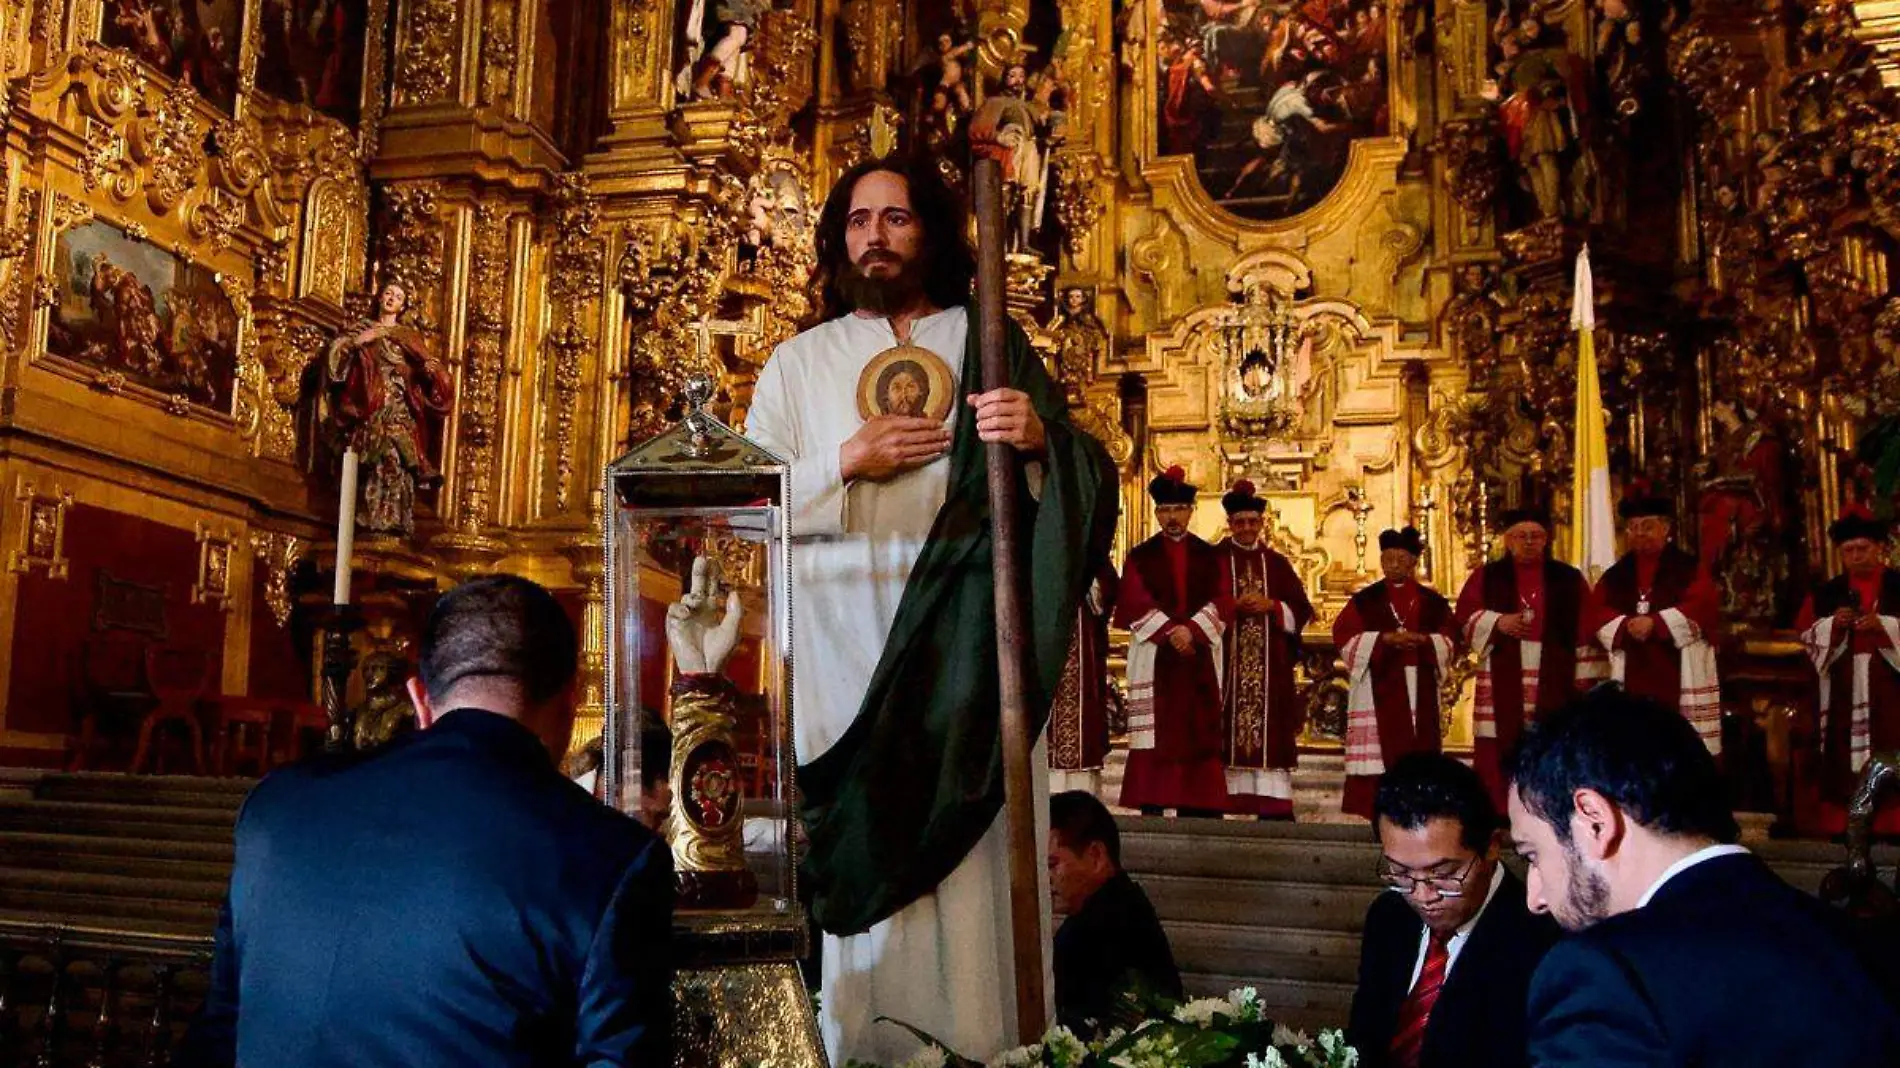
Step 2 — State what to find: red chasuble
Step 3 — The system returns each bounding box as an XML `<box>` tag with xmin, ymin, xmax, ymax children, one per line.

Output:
<box><xmin>1453</xmin><ymin>557</ymin><xmax>1594</xmax><ymax>809</ymax></box>
<box><xmin>1116</xmin><ymin>533</ymin><xmax>1233</xmax><ymax>812</ymax></box>
<box><xmin>1587</xmin><ymin>546</ymin><xmax>1723</xmax><ymax>751</ymax></box>
<box><xmin>1216</xmin><ymin>538</ymin><xmax>1315</xmax><ymax>817</ymax></box>
<box><xmin>1048</xmin><ymin>559</ymin><xmax>1119</xmax><ymax>788</ymax></box>
<box><xmin>1333</xmin><ymin>580</ymin><xmax>1454</xmax><ymax>820</ymax></box>
<box><xmin>1793</xmin><ymin>568</ymin><xmax>1900</xmax><ymax>835</ymax></box>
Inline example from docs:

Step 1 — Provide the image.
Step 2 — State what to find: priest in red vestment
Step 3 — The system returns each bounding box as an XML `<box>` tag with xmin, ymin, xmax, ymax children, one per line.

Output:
<box><xmin>1586</xmin><ymin>490</ymin><xmax>1724</xmax><ymax>752</ymax></box>
<box><xmin>1215</xmin><ymin>480</ymin><xmax>1314</xmax><ymax>820</ymax></box>
<box><xmin>1794</xmin><ymin>509</ymin><xmax>1900</xmax><ymax>835</ymax></box>
<box><xmin>1333</xmin><ymin>527</ymin><xmax>1455</xmax><ymax>820</ymax></box>
<box><xmin>1116</xmin><ymin>467</ymin><xmax>1232</xmax><ymax>816</ymax></box>
<box><xmin>1049</xmin><ymin>555</ymin><xmax>1119</xmax><ymax>794</ymax></box>
<box><xmin>1454</xmin><ymin>507</ymin><xmax>1606</xmax><ymax>809</ymax></box>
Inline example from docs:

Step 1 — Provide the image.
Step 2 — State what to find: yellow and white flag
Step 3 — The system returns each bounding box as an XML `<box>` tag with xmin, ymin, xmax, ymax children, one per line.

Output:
<box><xmin>1570</xmin><ymin>246</ymin><xmax>1616</xmax><ymax>583</ymax></box>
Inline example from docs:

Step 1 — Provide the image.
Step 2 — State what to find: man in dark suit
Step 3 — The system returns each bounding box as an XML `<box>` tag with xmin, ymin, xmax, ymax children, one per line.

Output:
<box><xmin>1349</xmin><ymin>752</ymin><xmax>1559</xmax><ymax>1068</ymax></box>
<box><xmin>1048</xmin><ymin>790</ymin><xmax>1182</xmax><ymax>1037</ymax></box>
<box><xmin>1508</xmin><ymin>684</ymin><xmax>1900</xmax><ymax>1066</ymax></box>
<box><xmin>180</xmin><ymin>575</ymin><xmax>674</xmax><ymax>1067</ymax></box>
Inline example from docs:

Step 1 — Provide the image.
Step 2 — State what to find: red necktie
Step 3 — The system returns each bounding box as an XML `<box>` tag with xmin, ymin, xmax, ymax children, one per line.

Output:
<box><xmin>1390</xmin><ymin>932</ymin><xmax>1450</xmax><ymax>1068</ymax></box>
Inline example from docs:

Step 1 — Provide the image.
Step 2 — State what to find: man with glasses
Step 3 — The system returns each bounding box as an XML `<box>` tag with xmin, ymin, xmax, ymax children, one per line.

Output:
<box><xmin>1347</xmin><ymin>752</ymin><xmax>1557</xmax><ymax>1068</ymax></box>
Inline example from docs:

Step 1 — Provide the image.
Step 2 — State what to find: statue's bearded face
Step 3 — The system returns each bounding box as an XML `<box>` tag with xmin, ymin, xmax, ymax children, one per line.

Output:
<box><xmin>840</xmin><ymin>170</ymin><xmax>926</xmax><ymax>314</ymax></box>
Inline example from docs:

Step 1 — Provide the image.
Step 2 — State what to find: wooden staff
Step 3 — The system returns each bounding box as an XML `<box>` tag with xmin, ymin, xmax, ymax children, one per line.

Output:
<box><xmin>973</xmin><ymin>157</ymin><xmax>1048</xmax><ymax>1043</ymax></box>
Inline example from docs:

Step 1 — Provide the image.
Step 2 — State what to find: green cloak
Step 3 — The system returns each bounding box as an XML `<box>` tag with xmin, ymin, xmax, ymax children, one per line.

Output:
<box><xmin>797</xmin><ymin>316</ymin><xmax>1118</xmax><ymax>936</ymax></box>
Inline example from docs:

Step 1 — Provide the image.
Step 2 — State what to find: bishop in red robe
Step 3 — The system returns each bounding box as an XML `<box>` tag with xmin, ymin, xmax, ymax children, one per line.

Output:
<box><xmin>1116</xmin><ymin>467</ymin><xmax>1232</xmax><ymax>816</ymax></box>
<box><xmin>1586</xmin><ymin>491</ymin><xmax>1724</xmax><ymax>752</ymax></box>
<box><xmin>1454</xmin><ymin>507</ymin><xmax>1605</xmax><ymax>810</ymax></box>
<box><xmin>1215</xmin><ymin>480</ymin><xmax>1314</xmax><ymax>820</ymax></box>
<box><xmin>1794</xmin><ymin>510</ymin><xmax>1900</xmax><ymax>835</ymax></box>
<box><xmin>1333</xmin><ymin>527</ymin><xmax>1455</xmax><ymax>820</ymax></box>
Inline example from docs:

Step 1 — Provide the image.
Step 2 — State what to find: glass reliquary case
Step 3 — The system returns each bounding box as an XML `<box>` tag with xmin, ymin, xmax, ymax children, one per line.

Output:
<box><xmin>601</xmin><ymin>378</ymin><xmax>794</xmax><ymax>918</ymax></box>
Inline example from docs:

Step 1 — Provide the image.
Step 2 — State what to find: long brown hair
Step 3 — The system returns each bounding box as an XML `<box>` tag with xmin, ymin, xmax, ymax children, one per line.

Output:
<box><xmin>812</xmin><ymin>155</ymin><xmax>976</xmax><ymax>322</ymax></box>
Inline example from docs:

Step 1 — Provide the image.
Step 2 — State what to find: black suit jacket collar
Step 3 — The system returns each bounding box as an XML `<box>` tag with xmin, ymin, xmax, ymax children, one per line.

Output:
<box><xmin>1635</xmin><ymin>849</ymin><xmax>1761</xmax><ymax>911</ymax></box>
<box><xmin>430</xmin><ymin>708</ymin><xmax>555</xmax><ymax>769</ymax></box>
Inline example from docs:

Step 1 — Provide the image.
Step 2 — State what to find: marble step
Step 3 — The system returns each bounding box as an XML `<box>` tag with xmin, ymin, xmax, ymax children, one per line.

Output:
<box><xmin>0</xmin><ymin>865</ymin><xmax>228</xmax><ymax>906</ymax></box>
<box><xmin>35</xmin><ymin>772</ymin><xmax>254</xmax><ymax>809</ymax></box>
<box><xmin>0</xmin><ymin>798</ymin><xmax>236</xmax><ymax>840</ymax></box>
<box><xmin>0</xmin><ymin>831</ymin><xmax>234</xmax><ymax>865</ymax></box>
<box><xmin>1164</xmin><ymin>922</ymin><xmax>1363</xmax><ymax>985</ymax></box>
<box><xmin>1132</xmin><ymin>872</ymin><xmax>1378</xmax><ymax>931</ymax></box>
<box><xmin>0</xmin><ymin>840</ymin><xmax>233</xmax><ymax>884</ymax></box>
<box><xmin>0</xmin><ymin>887</ymin><xmax>222</xmax><ymax>930</ymax></box>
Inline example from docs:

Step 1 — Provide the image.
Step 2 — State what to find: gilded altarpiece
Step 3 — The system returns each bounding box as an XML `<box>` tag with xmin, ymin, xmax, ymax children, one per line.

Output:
<box><xmin>6</xmin><ymin>0</ymin><xmax>1900</xmax><ymax>818</ymax></box>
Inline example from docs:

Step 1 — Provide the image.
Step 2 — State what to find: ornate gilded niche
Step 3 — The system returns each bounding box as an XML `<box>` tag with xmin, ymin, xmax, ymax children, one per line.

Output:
<box><xmin>1127</xmin><ymin>249</ymin><xmax>1444</xmax><ymax>613</ymax></box>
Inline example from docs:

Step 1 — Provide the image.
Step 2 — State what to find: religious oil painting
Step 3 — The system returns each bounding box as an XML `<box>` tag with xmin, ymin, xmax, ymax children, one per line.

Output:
<box><xmin>254</xmin><ymin>0</ymin><xmax>369</xmax><ymax>124</ymax></box>
<box><xmin>1154</xmin><ymin>0</ymin><xmax>1389</xmax><ymax>221</ymax></box>
<box><xmin>856</xmin><ymin>344</ymin><xmax>955</xmax><ymax>422</ymax></box>
<box><xmin>46</xmin><ymin>220</ymin><xmax>240</xmax><ymax>412</ymax></box>
<box><xmin>101</xmin><ymin>0</ymin><xmax>244</xmax><ymax>112</ymax></box>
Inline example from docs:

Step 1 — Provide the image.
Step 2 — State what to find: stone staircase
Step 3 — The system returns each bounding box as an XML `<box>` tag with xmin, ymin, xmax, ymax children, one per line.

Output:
<box><xmin>0</xmin><ymin>772</ymin><xmax>245</xmax><ymax>938</ymax></box>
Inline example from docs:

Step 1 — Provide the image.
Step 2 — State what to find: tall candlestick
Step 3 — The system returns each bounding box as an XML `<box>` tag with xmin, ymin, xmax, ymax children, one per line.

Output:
<box><xmin>333</xmin><ymin>447</ymin><xmax>359</xmax><ymax>605</ymax></box>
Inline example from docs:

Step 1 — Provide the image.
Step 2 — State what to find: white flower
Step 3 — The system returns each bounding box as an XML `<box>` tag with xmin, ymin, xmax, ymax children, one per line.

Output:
<box><xmin>1272</xmin><ymin>1023</ymin><xmax>1312</xmax><ymax>1050</ymax></box>
<box><xmin>1245</xmin><ymin>1049</ymin><xmax>1289</xmax><ymax>1068</ymax></box>
<box><xmin>898</xmin><ymin>1046</ymin><xmax>948</xmax><ymax>1068</ymax></box>
<box><xmin>1089</xmin><ymin>1026</ymin><xmax>1127</xmax><ymax>1054</ymax></box>
<box><xmin>1315</xmin><ymin>1029</ymin><xmax>1359</xmax><ymax>1068</ymax></box>
<box><xmin>984</xmin><ymin>1043</ymin><xmax>1043</xmax><ymax>1068</ymax></box>
<box><xmin>1171</xmin><ymin>996</ymin><xmax>1231</xmax><ymax>1027</ymax></box>
<box><xmin>1042</xmin><ymin>1026</ymin><xmax>1087</xmax><ymax>1068</ymax></box>
<box><xmin>1227</xmin><ymin>986</ymin><xmax>1264</xmax><ymax>1022</ymax></box>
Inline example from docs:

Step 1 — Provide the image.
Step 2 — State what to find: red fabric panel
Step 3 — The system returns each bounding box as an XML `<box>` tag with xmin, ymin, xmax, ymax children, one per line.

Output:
<box><xmin>7</xmin><ymin>504</ymin><xmax>227</xmax><ymax>737</ymax></box>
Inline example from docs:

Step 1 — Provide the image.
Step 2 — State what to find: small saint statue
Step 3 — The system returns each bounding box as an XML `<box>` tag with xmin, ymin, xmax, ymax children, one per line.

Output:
<box><xmin>322</xmin><ymin>281</ymin><xmax>453</xmax><ymax>538</ymax></box>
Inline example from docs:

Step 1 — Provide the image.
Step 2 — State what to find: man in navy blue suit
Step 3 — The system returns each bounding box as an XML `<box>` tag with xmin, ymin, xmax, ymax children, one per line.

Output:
<box><xmin>180</xmin><ymin>575</ymin><xmax>673</xmax><ymax>1067</ymax></box>
<box><xmin>1508</xmin><ymin>685</ymin><xmax>1900</xmax><ymax>1067</ymax></box>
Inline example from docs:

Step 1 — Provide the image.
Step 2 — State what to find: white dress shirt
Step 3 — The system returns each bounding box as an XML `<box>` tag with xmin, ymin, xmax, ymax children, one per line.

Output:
<box><xmin>1636</xmin><ymin>843</ymin><xmax>1751</xmax><ymax>908</ymax></box>
<box><xmin>1407</xmin><ymin>859</ymin><xmax>1506</xmax><ymax>991</ymax></box>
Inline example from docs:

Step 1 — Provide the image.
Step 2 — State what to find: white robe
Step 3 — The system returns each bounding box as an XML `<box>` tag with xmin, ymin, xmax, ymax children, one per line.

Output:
<box><xmin>745</xmin><ymin>306</ymin><xmax>1052</xmax><ymax>1066</ymax></box>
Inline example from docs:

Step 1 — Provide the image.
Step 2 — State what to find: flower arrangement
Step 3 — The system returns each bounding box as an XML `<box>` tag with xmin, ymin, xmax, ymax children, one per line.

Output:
<box><xmin>848</xmin><ymin>987</ymin><xmax>1358</xmax><ymax>1068</ymax></box>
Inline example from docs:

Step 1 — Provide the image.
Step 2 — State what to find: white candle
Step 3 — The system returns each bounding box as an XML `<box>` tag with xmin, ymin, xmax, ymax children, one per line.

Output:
<box><xmin>333</xmin><ymin>447</ymin><xmax>359</xmax><ymax>605</ymax></box>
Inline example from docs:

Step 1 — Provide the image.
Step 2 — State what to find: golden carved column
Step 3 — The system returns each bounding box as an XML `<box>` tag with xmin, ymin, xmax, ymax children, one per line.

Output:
<box><xmin>593</xmin><ymin>0</ymin><xmax>683</xmax><ymax>169</ymax></box>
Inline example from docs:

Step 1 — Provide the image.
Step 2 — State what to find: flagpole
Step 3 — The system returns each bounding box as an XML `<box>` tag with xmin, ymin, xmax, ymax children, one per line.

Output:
<box><xmin>973</xmin><ymin>156</ymin><xmax>1049</xmax><ymax>1043</ymax></box>
<box><xmin>1570</xmin><ymin>246</ymin><xmax>1615</xmax><ymax>583</ymax></box>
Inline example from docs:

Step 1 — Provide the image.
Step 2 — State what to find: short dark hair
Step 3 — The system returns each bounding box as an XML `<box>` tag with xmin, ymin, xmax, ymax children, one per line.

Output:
<box><xmin>417</xmin><ymin>575</ymin><xmax>578</xmax><ymax>706</ymax></box>
<box><xmin>813</xmin><ymin>155</ymin><xmax>976</xmax><ymax>321</ymax></box>
<box><xmin>1373</xmin><ymin>752</ymin><xmax>1498</xmax><ymax>854</ymax></box>
<box><xmin>1050</xmin><ymin>790</ymin><xmax>1121</xmax><ymax>869</ymax></box>
<box><xmin>1507</xmin><ymin>684</ymin><xmax>1739</xmax><ymax>845</ymax></box>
